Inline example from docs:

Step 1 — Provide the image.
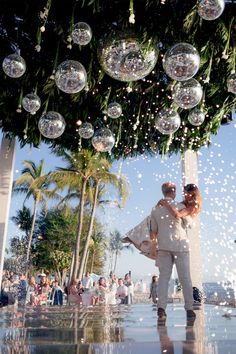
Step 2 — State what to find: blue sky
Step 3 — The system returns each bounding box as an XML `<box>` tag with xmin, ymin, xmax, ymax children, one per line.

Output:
<box><xmin>3</xmin><ymin>114</ymin><xmax>236</xmax><ymax>283</ymax></box>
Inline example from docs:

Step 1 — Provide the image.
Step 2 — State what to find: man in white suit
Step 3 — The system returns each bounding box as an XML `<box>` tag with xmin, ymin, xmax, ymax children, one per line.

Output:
<box><xmin>150</xmin><ymin>182</ymin><xmax>195</xmax><ymax>321</ymax></box>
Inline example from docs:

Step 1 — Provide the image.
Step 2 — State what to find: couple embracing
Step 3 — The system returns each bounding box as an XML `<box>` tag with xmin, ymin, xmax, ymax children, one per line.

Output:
<box><xmin>150</xmin><ymin>182</ymin><xmax>202</xmax><ymax>321</ymax></box>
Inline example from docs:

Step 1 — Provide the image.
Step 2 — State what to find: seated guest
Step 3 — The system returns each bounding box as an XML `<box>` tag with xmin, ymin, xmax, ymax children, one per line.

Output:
<box><xmin>50</xmin><ymin>280</ymin><xmax>63</xmax><ymax>306</ymax></box>
<box><xmin>18</xmin><ymin>274</ymin><xmax>28</xmax><ymax>306</ymax></box>
<box><xmin>109</xmin><ymin>273</ymin><xmax>118</xmax><ymax>305</ymax></box>
<box><xmin>0</xmin><ymin>280</ymin><xmax>15</xmax><ymax>307</ymax></box>
<box><xmin>37</xmin><ymin>274</ymin><xmax>50</xmax><ymax>305</ymax></box>
<box><xmin>68</xmin><ymin>278</ymin><xmax>83</xmax><ymax>305</ymax></box>
<box><xmin>90</xmin><ymin>281</ymin><xmax>99</xmax><ymax>305</ymax></box>
<box><xmin>116</xmin><ymin>278</ymin><xmax>128</xmax><ymax>304</ymax></box>
<box><xmin>97</xmin><ymin>277</ymin><xmax>110</xmax><ymax>305</ymax></box>
<box><xmin>124</xmin><ymin>273</ymin><xmax>134</xmax><ymax>304</ymax></box>
<box><xmin>81</xmin><ymin>271</ymin><xmax>93</xmax><ymax>291</ymax></box>
<box><xmin>27</xmin><ymin>276</ymin><xmax>39</xmax><ymax>306</ymax></box>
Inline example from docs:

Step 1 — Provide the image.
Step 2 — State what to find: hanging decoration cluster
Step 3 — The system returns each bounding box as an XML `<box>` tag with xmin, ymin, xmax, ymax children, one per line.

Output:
<box><xmin>0</xmin><ymin>0</ymin><xmax>235</xmax><ymax>157</ymax></box>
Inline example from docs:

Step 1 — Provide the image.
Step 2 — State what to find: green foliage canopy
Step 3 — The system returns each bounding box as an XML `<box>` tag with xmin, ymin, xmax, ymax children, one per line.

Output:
<box><xmin>0</xmin><ymin>0</ymin><xmax>235</xmax><ymax>157</ymax></box>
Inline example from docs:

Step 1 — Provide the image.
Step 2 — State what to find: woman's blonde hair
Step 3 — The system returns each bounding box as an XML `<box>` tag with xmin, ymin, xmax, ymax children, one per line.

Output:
<box><xmin>183</xmin><ymin>184</ymin><xmax>202</xmax><ymax>215</ymax></box>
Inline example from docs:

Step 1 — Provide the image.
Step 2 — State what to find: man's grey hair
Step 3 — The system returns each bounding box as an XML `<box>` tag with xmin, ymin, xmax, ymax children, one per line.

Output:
<box><xmin>161</xmin><ymin>182</ymin><xmax>176</xmax><ymax>195</ymax></box>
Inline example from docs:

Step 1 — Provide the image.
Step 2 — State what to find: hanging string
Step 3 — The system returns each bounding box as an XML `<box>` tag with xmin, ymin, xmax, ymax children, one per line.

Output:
<box><xmin>162</xmin><ymin>133</ymin><xmax>173</xmax><ymax>155</ymax></box>
<box><xmin>115</xmin><ymin>120</ymin><xmax>122</xmax><ymax>147</ymax></box>
<box><xmin>129</xmin><ymin>0</ymin><xmax>135</xmax><ymax>24</ymax></box>
<box><xmin>230</xmin><ymin>43</ymin><xmax>236</xmax><ymax>74</ymax></box>
<box><xmin>36</xmin><ymin>0</ymin><xmax>52</xmax><ymax>52</ymax></box>
<box><xmin>222</xmin><ymin>16</ymin><xmax>234</xmax><ymax>60</ymax></box>
<box><xmin>43</xmin><ymin>96</ymin><xmax>50</xmax><ymax>113</ymax></box>
<box><xmin>203</xmin><ymin>47</ymin><xmax>214</xmax><ymax>83</ymax></box>
<box><xmin>23</xmin><ymin>117</ymin><xmax>29</xmax><ymax>139</ymax></box>
<box><xmin>16</xmin><ymin>88</ymin><xmax>24</xmax><ymax>113</ymax></box>
<box><xmin>200</xmin><ymin>89</ymin><xmax>206</xmax><ymax>112</ymax></box>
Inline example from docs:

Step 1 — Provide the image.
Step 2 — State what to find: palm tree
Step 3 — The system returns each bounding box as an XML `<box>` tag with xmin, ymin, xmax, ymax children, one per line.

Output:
<box><xmin>77</xmin><ymin>161</ymin><xmax>129</xmax><ymax>280</ymax></box>
<box><xmin>90</xmin><ymin>231</ymin><xmax>107</xmax><ymax>274</ymax></box>
<box><xmin>47</xmin><ymin>149</ymin><xmax>129</xmax><ymax>280</ymax></box>
<box><xmin>109</xmin><ymin>230</ymin><xmax>133</xmax><ymax>274</ymax></box>
<box><xmin>13</xmin><ymin>159</ymin><xmax>59</xmax><ymax>273</ymax></box>
<box><xmin>11</xmin><ymin>206</ymin><xmax>32</xmax><ymax>240</ymax></box>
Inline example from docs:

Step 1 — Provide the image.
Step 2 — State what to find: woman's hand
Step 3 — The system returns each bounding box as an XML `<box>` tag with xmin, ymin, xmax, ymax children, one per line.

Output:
<box><xmin>156</xmin><ymin>199</ymin><xmax>167</xmax><ymax>207</ymax></box>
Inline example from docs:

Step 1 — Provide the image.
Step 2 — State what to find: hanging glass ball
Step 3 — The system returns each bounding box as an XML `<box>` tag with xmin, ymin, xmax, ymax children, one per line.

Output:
<box><xmin>92</xmin><ymin>128</ymin><xmax>115</xmax><ymax>152</ymax></box>
<box><xmin>198</xmin><ymin>0</ymin><xmax>225</xmax><ymax>21</ymax></box>
<box><xmin>188</xmin><ymin>109</ymin><xmax>206</xmax><ymax>126</ymax></box>
<box><xmin>107</xmin><ymin>102</ymin><xmax>122</xmax><ymax>119</ymax></box>
<box><xmin>154</xmin><ymin>109</ymin><xmax>181</xmax><ymax>135</ymax></box>
<box><xmin>163</xmin><ymin>43</ymin><xmax>200</xmax><ymax>81</ymax></box>
<box><xmin>2</xmin><ymin>54</ymin><xmax>26</xmax><ymax>78</ymax></box>
<box><xmin>173</xmin><ymin>79</ymin><xmax>203</xmax><ymax>109</ymax></box>
<box><xmin>78</xmin><ymin>122</ymin><xmax>94</xmax><ymax>139</ymax></box>
<box><xmin>72</xmin><ymin>22</ymin><xmax>92</xmax><ymax>46</ymax></box>
<box><xmin>227</xmin><ymin>73</ymin><xmax>236</xmax><ymax>94</ymax></box>
<box><xmin>22</xmin><ymin>94</ymin><xmax>41</xmax><ymax>114</ymax></box>
<box><xmin>98</xmin><ymin>35</ymin><xmax>158</xmax><ymax>82</ymax></box>
<box><xmin>55</xmin><ymin>60</ymin><xmax>87</xmax><ymax>94</ymax></box>
<box><xmin>38</xmin><ymin>111</ymin><xmax>66</xmax><ymax>139</ymax></box>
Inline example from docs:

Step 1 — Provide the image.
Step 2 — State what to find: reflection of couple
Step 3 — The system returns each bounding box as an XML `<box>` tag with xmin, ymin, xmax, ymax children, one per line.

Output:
<box><xmin>157</xmin><ymin>320</ymin><xmax>197</xmax><ymax>354</ymax></box>
<box><xmin>150</xmin><ymin>182</ymin><xmax>202</xmax><ymax>321</ymax></box>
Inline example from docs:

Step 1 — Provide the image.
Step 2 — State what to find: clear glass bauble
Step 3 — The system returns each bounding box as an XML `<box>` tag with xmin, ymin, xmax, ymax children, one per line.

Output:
<box><xmin>38</xmin><ymin>111</ymin><xmax>66</xmax><ymax>139</ymax></box>
<box><xmin>154</xmin><ymin>109</ymin><xmax>181</xmax><ymax>135</ymax></box>
<box><xmin>55</xmin><ymin>60</ymin><xmax>87</xmax><ymax>94</ymax></box>
<box><xmin>198</xmin><ymin>0</ymin><xmax>225</xmax><ymax>21</ymax></box>
<box><xmin>92</xmin><ymin>127</ymin><xmax>115</xmax><ymax>152</ymax></box>
<box><xmin>227</xmin><ymin>73</ymin><xmax>236</xmax><ymax>94</ymax></box>
<box><xmin>172</xmin><ymin>79</ymin><xmax>203</xmax><ymax>109</ymax></box>
<box><xmin>163</xmin><ymin>43</ymin><xmax>200</xmax><ymax>81</ymax></box>
<box><xmin>2</xmin><ymin>54</ymin><xmax>26</xmax><ymax>78</ymax></box>
<box><xmin>78</xmin><ymin>122</ymin><xmax>94</xmax><ymax>139</ymax></box>
<box><xmin>98</xmin><ymin>35</ymin><xmax>158</xmax><ymax>82</ymax></box>
<box><xmin>72</xmin><ymin>22</ymin><xmax>92</xmax><ymax>46</ymax></box>
<box><xmin>188</xmin><ymin>109</ymin><xmax>206</xmax><ymax>126</ymax></box>
<box><xmin>107</xmin><ymin>102</ymin><xmax>122</xmax><ymax>118</ymax></box>
<box><xmin>22</xmin><ymin>94</ymin><xmax>41</xmax><ymax>114</ymax></box>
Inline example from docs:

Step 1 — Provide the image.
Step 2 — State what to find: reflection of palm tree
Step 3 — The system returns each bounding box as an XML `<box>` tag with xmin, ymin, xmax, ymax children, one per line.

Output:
<box><xmin>13</xmin><ymin>160</ymin><xmax>59</xmax><ymax>273</ymax></box>
<box><xmin>109</xmin><ymin>230</ymin><xmax>133</xmax><ymax>273</ymax></box>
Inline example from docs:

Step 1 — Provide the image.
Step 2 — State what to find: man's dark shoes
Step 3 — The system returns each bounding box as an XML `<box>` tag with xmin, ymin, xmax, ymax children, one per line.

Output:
<box><xmin>158</xmin><ymin>307</ymin><xmax>167</xmax><ymax>320</ymax></box>
<box><xmin>186</xmin><ymin>310</ymin><xmax>196</xmax><ymax>320</ymax></box>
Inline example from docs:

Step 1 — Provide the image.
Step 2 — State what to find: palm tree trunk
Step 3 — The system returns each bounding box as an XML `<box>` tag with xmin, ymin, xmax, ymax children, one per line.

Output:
<box><xmin>109</xmin><ymin>252</ymin><xmax>114</xmax><ymax>274</ymax></box>
<box><xmin>26</xmin><ymin>197</ymin><xmax>39</xmax><ymax>276</ymax></box>
<box><xmin>113</xmin><ymin>250</ymin><xmax>119</xmax><ymax>273</ymax></box>
<box><xmin>83</xmin><ymin>249</ymin><xmax>90</xmax><ymax>275</ymax></box>
<box><xmin>77</xmin><ymin>181</ymin><xmax>99</xmax><ymax>280</ymax></box>
<box><xmin>71</xmin><ymin>177</ymin><xmax>88</xmax><ymax>279</ymax></box>
<box><xmin>69</xmin><ymin>252</ymin><xmax>74</xmax><ymax>280</ymax></box>
<box><xmin>62</xmin><ymin>269</ymin><xmax>67</xmax><ymax>288</ymax></box>
<box><xmin>90</xmin><ymin>249</ymin><xmax>95</xmax><ymax>273</ymax></box>
<box><xmin>54</xmin><ymin>266</ymin><xmax>62</xmax><ymax>286</ymax></box>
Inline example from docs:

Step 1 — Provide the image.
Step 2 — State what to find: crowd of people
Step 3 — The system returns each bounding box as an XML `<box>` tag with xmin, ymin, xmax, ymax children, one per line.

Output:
<box><xmin>0</xmin><ymin>270</ymin><xmax>135</xmax><ymax>307</ymax></box>
<box><xmin>66</xmin><ymin>272</ymin><xmax>135</xmax><ymax>306</ymax></box>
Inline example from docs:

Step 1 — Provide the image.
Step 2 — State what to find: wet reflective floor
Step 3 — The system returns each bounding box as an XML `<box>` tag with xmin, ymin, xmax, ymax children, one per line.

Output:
<box><xmin>0</xmin><ymin>303</ymin><xmax>235</xmax><ymax>353</ymax></box>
